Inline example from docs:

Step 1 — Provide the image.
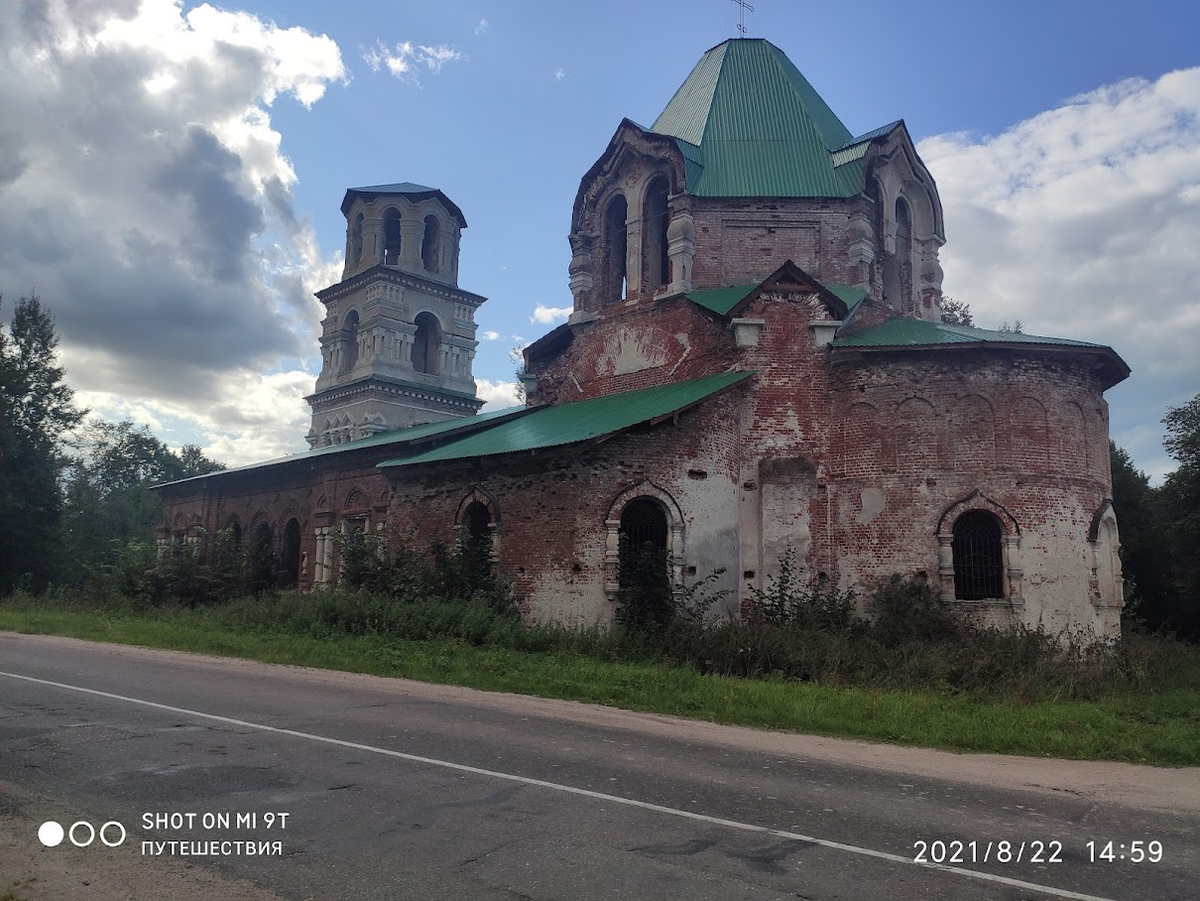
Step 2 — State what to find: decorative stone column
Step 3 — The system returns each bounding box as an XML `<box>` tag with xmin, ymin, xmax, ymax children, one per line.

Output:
<box><xmin>666</xmin><ymin>212</ymin><xmax>694</xmax><ymax>294</ymax></box>
<box><xmin>937</xmin><ymin>532</ymin><xmax>954</xmax><ymax>602</ymax></box>
<box><xmin>1004</xmin><ymin>535</ymin><xmax>1024</xmax><ymax>611</ymax></box>
<box><xmin>603</xmin><ymin>519</ymin><xmax>621</xmax><ymax>602</ymax></box>
<box><xmin>400</xmin><ymin>220</ymin><xmax>423</xmax><ymax>267</ymax></box>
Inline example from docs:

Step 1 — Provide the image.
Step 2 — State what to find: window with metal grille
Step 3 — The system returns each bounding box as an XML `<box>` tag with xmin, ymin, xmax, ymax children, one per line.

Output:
<box><xmin>619</xmin><ymin>497</ymin><xmax>668</xmax><ymax>554</ymax></box>
<box><xmin>952</xmin><ymin>510</ymin><xmax>1004</xmax><ymax>600</ymax></box>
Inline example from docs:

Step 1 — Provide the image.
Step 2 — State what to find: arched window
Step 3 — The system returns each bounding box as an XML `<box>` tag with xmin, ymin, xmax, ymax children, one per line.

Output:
<box><xmin>382</xmin><ymin>207</ymin><xmax>401</xmax><ymax>265</ymax></box>
<box><xmin>643</xmin><ymin>176</ymin><xmax>670</xmax><ymax>292</ymax></box>
<box><xmin>282</xmin><ymin>518</ymin><xmax>302</xmax><ymax>588</ymax></box>
<box><xmin>617</xmin><ymin>497</ymin><xmax>671</xmax><ymax>626</ymax></box>
<box><xmin>464</xmin><ymin>501</ymin><xmax>491</xmax><ymax>541</ymax></box>
<box><xmin>350</xmin><ymin>212</ymin><xmax>364</xmax><ymax>265</ymax></box>
<box><xmin>342</xmin><ymin>310</ymin><xmax>360</xmax><ymax>372</ymax></box>
<box><xmin>249</xmin><ymin>521</ymin><xmax>274</xmax><ymax>592</ymax></box>
<box><xmin>422</xmin><ymin>215</ymin><xmax>440</xmax><ymax>272</ymax></box>
<box><xmin>604</xmin><ymin>194</ymin><xmax>628</xmax><ymax>303</ymax></box>
<box><xmin>952</xmin><ymin>510</ymin><xmax>1004</xmax><ymax>600</ymax></box>
<box><xmin>894</xmin><ymin>197</ymin><xmax>913</xmax><ymax>312</ymax></box>
<box><xmin>412</xmin><ymin>311</ymin><xmax>440</xmax><ymax>375</ymax></box>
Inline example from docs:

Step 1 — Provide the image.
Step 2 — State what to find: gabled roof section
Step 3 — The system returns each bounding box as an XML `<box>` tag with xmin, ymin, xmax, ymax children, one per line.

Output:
<box><xmin>830</xmin><ymin>120</ymin><xmax>904</xmax><ymax>168</ymax></box>
<box><xmin>685</xmin><ymin>261</ymin><xmax>851</xmax><ymax>319</ymax></box>
<box><xmin>648</xmin><ymin>39</ymin><xmax>864</xmax><ymax>198</ymax></box>
<box><xmin>154</xmin><ymin>406</ymin><xmax>532</xmax><ymax>490</ymax></box>
<box><xmin>341</xmin><ymin>183</ymin><xmax>467</xmax><ymax>227</ymax></box>
<box><xmin>832</xmin><ymin>319</ymin><xmax>1131</xmax><ymax>389</ymax></box>
<box><xmin>685</xmin><ymin>284</ymin><xmax>758</xmax><ymax>316</ymax></box>
<box><xmin>380</xmin><ymin>370</ymin><xmax>754</xmax><ymax>470</ymax></box>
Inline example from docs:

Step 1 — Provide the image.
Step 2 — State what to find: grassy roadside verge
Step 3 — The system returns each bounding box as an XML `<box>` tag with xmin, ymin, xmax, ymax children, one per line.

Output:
<box><xmin>2</xmin><ymin>604</ymin><xmax>1197</xmax><ymax>767</ymax></box>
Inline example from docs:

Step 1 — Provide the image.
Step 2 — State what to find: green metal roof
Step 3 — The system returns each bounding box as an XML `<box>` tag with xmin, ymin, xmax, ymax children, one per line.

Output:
<box><xmin>831</xmin><ymin>318</ymin><xmax>1131</xmax><ymax>389</ymax></box>
<box><xmin>380</xmin><ymin>370</ymin><xmax>754</xmax><ymax>469</ymax></box>
<box><xmin>648</xmin><ymin>39</ymin><xmax>864</xmax><ymax>198</ymax></box>
<box><xmin>686</xmin><ymin>284</ymin><xmax>758</xmax><ymax>316</ymax></box>
<box><xmin>154</xmin><ymin>406</ymin><xmax>530</xmax><ymax>489</ymax></box>
<box><xmin>820</xmin><ymin>282</ymin><xmax>868</xmax><ymax>310</ymax></box>
<box><xmin>686</xmin><ymin>280</ymin><xmax>864</xmax><ymax>317</ymax></box>
<box><xmin>832</xmin><ymin>319</ymin><xmax>1111</xmax><ymax>349</ymax></box>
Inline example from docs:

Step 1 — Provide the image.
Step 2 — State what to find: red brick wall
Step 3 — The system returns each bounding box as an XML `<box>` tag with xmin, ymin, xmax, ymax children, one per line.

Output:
<box><xmin>689</xmin><ymin>197</ymin><xmax>867</xmax><ymax>289</ymax></box>
<box><xmin>529</xmin><ymin>295</ymin><xmax>735</xmax><ymax>405</ymax></box>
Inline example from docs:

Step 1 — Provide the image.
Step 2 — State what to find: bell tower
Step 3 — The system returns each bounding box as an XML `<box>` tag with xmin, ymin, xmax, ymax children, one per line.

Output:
<box><xmin>305</xmin><ymin>183</ymin><xmax>486</xmax><ymax>448</ymax></box>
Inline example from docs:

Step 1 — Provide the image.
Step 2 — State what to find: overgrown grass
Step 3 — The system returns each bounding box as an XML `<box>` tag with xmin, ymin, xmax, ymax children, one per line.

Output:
<box><xmin>2</xmin><ymin>588</ymin><xmax>1198</xmax><ymax>766</ymax></box>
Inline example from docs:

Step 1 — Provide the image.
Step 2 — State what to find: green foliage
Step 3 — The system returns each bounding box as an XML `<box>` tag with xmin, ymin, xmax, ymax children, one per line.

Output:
<box><xmin>59</xmin><ymin>419</ymin><xmax>225</xmax><ymax>585</ymax></box>
<box><xmin>615</xmin><ymin>538</ymin><xmax>675</xmax><ymax>631</ymax></box>
<box><xmin>0</xmin><ymin>294</ymin><xmax>85</xmax><ymax>592</ymax></box>
<box><xmin>867</xmin><ymin>574</ymin><xmax>959</xmax><ymax>644</ymax></box>
<box><xmin>1110</xmin><ymin>393</ymin><xmax>1200</xmax><ymax>639</ymax></box>
<box><xmin>938</xmin><ymin>297</ymin><xmax>973</xmax><ymax>326</ymax></box>
<box><xmin>748</xmin><ymin>547</ymin><xmax>859</xmax><ymax>633</ymax></box>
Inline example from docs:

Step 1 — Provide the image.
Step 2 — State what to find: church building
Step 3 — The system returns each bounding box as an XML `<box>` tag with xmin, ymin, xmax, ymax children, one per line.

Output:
<box><xmin>156</xmin><ymin>39</ymin><xmax>1129</xmax><ymax>638</ymax></box>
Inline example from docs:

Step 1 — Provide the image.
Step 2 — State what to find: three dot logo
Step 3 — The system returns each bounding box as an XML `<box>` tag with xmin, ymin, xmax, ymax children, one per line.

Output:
<box><xmin>38</xmin><ymin>820</ymin><xmax>126</xmax><ymax>848</ymax></box>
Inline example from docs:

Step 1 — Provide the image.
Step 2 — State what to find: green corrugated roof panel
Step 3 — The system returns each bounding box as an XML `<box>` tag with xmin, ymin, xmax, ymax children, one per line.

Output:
<box><xmin>832</xmin><ymin>319</ymin><xmax>1110</xmax><ymax>349</ymax></box>
<box><xmin>650</xmin><ymin>39</ymin><xmax>862</xmax><ymax>198</ymax></box>
<box><xmin>380</xmin><ymin>370</ymin><xmax>754</xmax><ymax>469</ymax></box>
<box><xmin>819</xmin><ymin>283</ymin><xmax>868</xmax><ymax>310</ymax></box>
<box><xmin>686</xmin><ymin>284</ymin><xmax>758</xmax><ymax>316</ymax></box>
<box><xmin>155</xmin><ymin>406</ymin><xmax>530</xmax><ymax>489</ymax></box>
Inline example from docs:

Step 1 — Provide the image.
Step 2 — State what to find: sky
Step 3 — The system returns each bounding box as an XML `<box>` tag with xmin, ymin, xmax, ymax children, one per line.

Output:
<box><xmin>1</xmin><ymin>0</ymin><xmax>1198</xmax><ymax>482</ymax></box>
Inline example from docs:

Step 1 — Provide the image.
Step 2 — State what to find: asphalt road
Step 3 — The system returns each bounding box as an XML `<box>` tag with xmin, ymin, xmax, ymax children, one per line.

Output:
<box><xmin>0</xmin><ymin>633</ymin><xmax>1196</xmax><ymax>901</ymax></box>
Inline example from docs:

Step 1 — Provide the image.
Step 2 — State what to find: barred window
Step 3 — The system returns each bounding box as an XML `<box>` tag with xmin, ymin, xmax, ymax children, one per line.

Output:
<box><xmin>952</xmin><ymin>510</ymin><xmax>1004</xmax><ymax>600</ymax></box>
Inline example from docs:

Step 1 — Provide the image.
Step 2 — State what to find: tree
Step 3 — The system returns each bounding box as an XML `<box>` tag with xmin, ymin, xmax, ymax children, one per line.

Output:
<box><xmin>0</xmin><ymin>294</ymin><xmax>85</xmax><ymax>592</ymax></box>
<box><xmin>1158</xmin><ymin>394</ymin><xmax>1200</xmax><ymax>637</ymax></box>
<box><xmin>1110</xmin><ymin>442</ymin><xmax>1168</xmax><ymax>624</ymax></box>
<box><xmin>60</xmin><ymin>420</ymin><xmax>224</xmax><ymax>584</ymax></box>
<box><xmin>939</xmin><ymin>297</ymin><xmax>973</xmax><ymax>326</ymax></box>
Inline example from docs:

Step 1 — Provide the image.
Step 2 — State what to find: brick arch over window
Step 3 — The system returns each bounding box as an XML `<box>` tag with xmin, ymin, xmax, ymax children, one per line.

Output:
<box><xmin>344</xmin><ymin>487</ymin><xmax>370</xmax><ymax>511</ymax></box>
<box><xmin>935</xmin><ymin>490</ymin><xmax>1023</xmax><ymax>609</ymax></box>
<box><xmin>455</xmin><ymin>486</ymin><xmax>502</xmax><ymax>564</ymax></box>
<box><xmin>1088</xmin><ymin>500</ymin><xmax>1123</xmax><ymax>611</ymax></box>
<box><xmin>602</xmin><ymin>480</ymin><xmax>684</xmax><ymax>602</ymax></box>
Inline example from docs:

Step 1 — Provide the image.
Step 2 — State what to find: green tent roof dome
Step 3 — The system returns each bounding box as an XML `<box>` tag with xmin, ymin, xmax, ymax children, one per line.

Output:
<box><xmin>649</xmin><ymin>38</ymin><xmax>867</xmax><ymax>198</ymax></box>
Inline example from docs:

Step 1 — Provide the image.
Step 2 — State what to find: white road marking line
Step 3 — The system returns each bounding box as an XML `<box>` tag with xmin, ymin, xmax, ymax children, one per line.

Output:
<box><xmin>1</xmin><ymin>670</ymin><xmax>1119</xmax><ymax>901</ymax></box>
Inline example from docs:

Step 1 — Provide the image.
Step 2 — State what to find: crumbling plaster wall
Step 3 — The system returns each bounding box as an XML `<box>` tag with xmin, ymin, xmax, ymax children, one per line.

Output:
<box><xmin>383</xmin><ymin>388</ymin><xmax>749</xmax><ymax>626</ymax></box>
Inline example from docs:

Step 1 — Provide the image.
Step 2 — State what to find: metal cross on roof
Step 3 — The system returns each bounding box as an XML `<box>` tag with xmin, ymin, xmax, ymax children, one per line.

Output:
<box><xmin>732</xmin><ymin>0</ymin><xmax>754</xmax><ymax>36</ymax></box>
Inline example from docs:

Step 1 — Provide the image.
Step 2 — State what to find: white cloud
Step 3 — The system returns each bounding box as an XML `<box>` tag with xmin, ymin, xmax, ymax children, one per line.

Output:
<box><xmin>481</xmin><ymin>329</ymin><xmax>502</xmax><ymax>341</ymax></box>
<box><xmin>362</xmin><ymin>40</ymin><xmax>463</xmax><ymax>83</ymax></box>
<box><xmin>554</xmin><ymin>67</ymin><xmax>565</xmax><ymax>82</ymax></box>
<box><xmin>475</xmin><ymin>378</ymin><xmax>522</xmax><ymax>411</ymax></box>
<box><xmin>475</xmin><ymin>18</ymin><xmax>489</xmax><ymax>35</ymax></box>
<box><xmin>530</xmin><ymin>304</ymin><xmax>571</xmax><ymax>324</ymax></box>
<box><xmin>919</xmin><ymin>67</ymin><xmax>1200</xmax><ymax>481</ymax></box>
<box><xmin>0</xmin><ymin>0</ymin><xmax>346</xmax><ymax>464</ymax></box>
